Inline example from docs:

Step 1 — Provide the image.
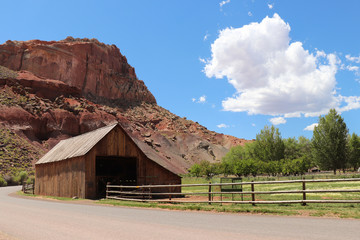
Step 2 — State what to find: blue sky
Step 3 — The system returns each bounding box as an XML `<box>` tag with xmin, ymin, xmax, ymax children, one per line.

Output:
<box><xmin>1</xmin><ymin>0</ymin><xmax>360</xmax><ymax>140</ymax></box>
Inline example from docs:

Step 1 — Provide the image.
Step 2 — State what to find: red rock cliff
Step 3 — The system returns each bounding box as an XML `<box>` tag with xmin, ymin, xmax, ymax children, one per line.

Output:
<box><xmin>0</xmin><ymin>37</ymin><xmax>156</xmax><ymax>107</ymax></box>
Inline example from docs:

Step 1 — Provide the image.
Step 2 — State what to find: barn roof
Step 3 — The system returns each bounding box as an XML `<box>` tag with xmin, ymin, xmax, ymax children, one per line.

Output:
<box><xmin>35</xmin><ymin>123</ymin><xmax>185</xmax><ymax>175</ymax></box>
<box><xmin>36</xmin><ymin>123</ymin><xmax>118</xmax><ymax>164</ymax></box>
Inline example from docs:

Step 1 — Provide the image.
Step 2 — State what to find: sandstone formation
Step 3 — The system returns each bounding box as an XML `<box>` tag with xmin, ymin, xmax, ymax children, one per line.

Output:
<box><xmin>0</xmin><ymin>37</ymin><xmax>156</xmax><ymax>108</ymax></box>
<box><xmin>0</xmin><ymin>38</ymin><xmax>251</xmax><ymax>175</ymax></box>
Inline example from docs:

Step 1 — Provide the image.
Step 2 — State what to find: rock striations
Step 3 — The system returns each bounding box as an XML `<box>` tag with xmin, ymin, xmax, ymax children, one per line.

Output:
<box><xmin>0</xmin><ymin>37</ymin><xmax>156</xmax><ymax>107</ymax></box>
<box><xmin>0</xmin><ymin>38</ymin><xmax>250</xmax><ymax>175</ymax></box>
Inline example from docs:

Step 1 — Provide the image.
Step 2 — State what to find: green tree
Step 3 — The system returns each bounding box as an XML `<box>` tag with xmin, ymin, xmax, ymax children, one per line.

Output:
<box><xmin>348</xmin><ymin>133</ymin><xmax>360</xmax><ymax>171</ymax></box>
<box><xmin>298</xmin><ymin>156</ymin><xmax>312</xmax><ymax>175</ymax></box>
<box><xmin>221</xmin><ymin>145</ymin><xmax>242</xmax><ymax>176</ymax></box>
<box><xmin>232</xmin><ymin>159</ymin><xmax>246</xmax><ymax>177</ymax></box>
<box><xmin>284</xmin><ymin>137</ymin><xmax>301</xmax><ymax>160</ymax></box>
<box><xmin>231</xmin><ymin>158</ymin><xmax>259</xmax><ymax>177</ymax></box>
<box><xmin>283</xmin><ymin>136</ymin><xmax>311</xmax><ymax>160</ymax></box>
<box><xmin>253</xmin><ymin>125</ymin><xmax>285</xmax><ymax>162</ymax></box>
<box><xmin>263</xmin><ymin>161</ymin><xmax>281</xmax><ymax>176</ymax></box>
<box><xmin>221</xmin><ymin>143</ymin><xmax>259</xmax><ymax>176</ymax></box>
<box><xmin>211</xmin><ymin>162</ymin><xmax>223</xmax><ymax>176</ymax></box>
<box><xmin>298</xmin><ymin>136</ymin><xmax>311</xmax><ymax>153</ymax></box>
<box><xmin>189</xmin><ymin>163</ymin><xmax>201</xmax><ymax>177</ymax></box>
<box><xmin>312</xmin><ymin>109</ymin><xmax>349</xmax><ymax>174</ymax></box>
<box><xmin>221</xmin><ymin>160</ymin><xmax>233</xmax><ymax>177</ymax></box>
<box><xmin>199</xmin><ymin>160</ymin><xmax>217</xmax><ymax>179</ymax></box>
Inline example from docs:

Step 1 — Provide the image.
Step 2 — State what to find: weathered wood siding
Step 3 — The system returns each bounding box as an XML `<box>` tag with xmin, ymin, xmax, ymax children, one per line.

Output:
<box><xmin>141</xmin><ymin>158</ymin><xmax>181</xmax><ymax>193</ymax></box>
<box><xmin>35</xmin><ymin>156</ymin><xmax>86</xmax><ymax>198</ymax></box>
<box><xmin>36</xmin><ymin>125</ymin><xmax>181</xmax><ymax>199</ymax></box>
<box><xmin>85</xmin><ymin>125</ymin><xmax>181</xmax><ymax>198</ymax></box>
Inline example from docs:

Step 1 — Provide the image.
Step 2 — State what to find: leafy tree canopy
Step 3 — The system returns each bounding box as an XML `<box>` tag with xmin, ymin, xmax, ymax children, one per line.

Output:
<box><xmin>253</xmin><ymin>125</ymin><xmax>285</xmax><ymax>162</ymax></box>
<box><xmin>311</xmin><ymin>109</ymin><xmax>349</xmax><ymax>174</ymax></box>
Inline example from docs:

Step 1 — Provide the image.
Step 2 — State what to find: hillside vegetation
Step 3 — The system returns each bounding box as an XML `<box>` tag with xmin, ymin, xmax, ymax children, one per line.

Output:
<box><xmin>0</xmin><ymin>65</ymin><xmax>17</xmax><ymax>79</ymax></box>
<box><xmin>0</xmin><ymin>126</ymin><xmax>43</xmax><ymax>177</ymax></box>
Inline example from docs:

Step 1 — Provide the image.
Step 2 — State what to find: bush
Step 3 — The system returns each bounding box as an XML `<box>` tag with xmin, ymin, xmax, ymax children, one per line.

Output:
<box><xmin>3</xmin><ymin>175</ymin><xmax>18</xmax><ymax>186</ymax></box>
<box><xmin>26</xmin><ymin>176</ymin><xmax>35</xmax><ymax>185</ymax></box>
<box><xmin>17</xmin><ymin>171</ymin><xmax>28</xmax><ymax>184</ymax></box>
<box><xmin>3</xmin><ymin>171</ymin><xmax>31</xmax><ymax>186</ymax></box>
<box><xmin>0</xmin><ymin>177</ymin><xmax>7</xmax><ymax>187</ymax></box>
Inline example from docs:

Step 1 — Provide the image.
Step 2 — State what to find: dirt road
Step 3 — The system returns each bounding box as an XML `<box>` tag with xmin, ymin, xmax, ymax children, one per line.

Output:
<box><xmin>0</xmin><ymin>186</ymin><xmax>359</xmax><ymax>240</ymax></box>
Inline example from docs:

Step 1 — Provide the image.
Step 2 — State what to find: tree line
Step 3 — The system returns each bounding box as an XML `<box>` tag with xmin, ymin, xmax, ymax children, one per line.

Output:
<box><xmin>189</xmin><ymin>109</ymin><xmax>360</xmax><ymax>178</ymax></box>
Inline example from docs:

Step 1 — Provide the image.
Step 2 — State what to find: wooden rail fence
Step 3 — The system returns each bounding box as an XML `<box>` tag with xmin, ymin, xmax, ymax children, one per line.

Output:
<box><xmin>22</xmin><ymin>179</ymin><xmax>35</xmax><ymax>194</ymax></box>
<box><xmin>106</xmin><ymin>178</ymin><xmax>360</xmax><ymax>205</ymax></box>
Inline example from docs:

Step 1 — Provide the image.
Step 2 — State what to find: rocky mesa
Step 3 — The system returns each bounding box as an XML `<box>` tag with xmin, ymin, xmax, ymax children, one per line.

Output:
<box><xmin>0</xmin><ymin>38</ymin><xmax>250</xmax><ymax>176</ymax></box>
<box><xmin>0</xmin><ymin>37</ymin><xmax>156</xmax><ymax>107</ymax></box>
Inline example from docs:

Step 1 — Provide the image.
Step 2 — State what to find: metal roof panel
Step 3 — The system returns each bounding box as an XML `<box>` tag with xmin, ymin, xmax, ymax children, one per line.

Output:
<box><xmin>36</xmin><ymin>123</ymin><xmax>117</xmax><ymax>164</ymax></box>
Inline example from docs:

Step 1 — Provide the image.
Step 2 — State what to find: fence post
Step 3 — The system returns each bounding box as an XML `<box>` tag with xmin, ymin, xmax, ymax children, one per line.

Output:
<box><xmin>208</xmin><ymin>182</ymin><xmax>212</xmax><ymax>205</ymax></box>
<box><xmin>251</xmin><ymin>181</ymin><xmax>256</xmax><ymax>206</ymax></box>
<box><xmin>302</xmin><ymin>179</ymin><xmax>306</xmax><ymax>206</ymax></box>
<box><xmin>169</xmin><ymin>184</ymin><xmax>172</xmax><ymax>201</ymax></box>
<box><xmin>32</xmin><ymin>178</ymin><xmax>35</xmax><ymax>195</ymax></box>
<box><xmin>106</xmin><ymin>182</ymin><xmax>110</xmax><ymax>199</ymax></box>
<box><xmin>220</xmin><ymin>192</ymin><xmax>222</xmax><ymax>206</ymax></box>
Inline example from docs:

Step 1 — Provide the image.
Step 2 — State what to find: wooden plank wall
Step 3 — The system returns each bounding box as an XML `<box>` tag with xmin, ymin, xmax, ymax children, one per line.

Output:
<box><xmin>141</xmin><ymin>158</ymin><xmax>181</xmax><ymax>193</ymax></box>
<box><xmin>85</xmin><ymin>125</ymin><xmax>181</xmax><ymax>198</ymax></box>
<box><xmin>85</xmin><ymin>126</ymin><xmax>132</xmax><ymax>198</ymax></box>
<box><xmin>35</xmin><ymin>156</ymin><xmax>86</xmax><ymax>198</ymax></box>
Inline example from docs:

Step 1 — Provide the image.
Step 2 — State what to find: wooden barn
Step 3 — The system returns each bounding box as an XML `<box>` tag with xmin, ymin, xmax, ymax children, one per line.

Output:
<box><xmin>35</xmin><ymin>123</ymin><xmax>184</xmax><ymax>199</ymax></box>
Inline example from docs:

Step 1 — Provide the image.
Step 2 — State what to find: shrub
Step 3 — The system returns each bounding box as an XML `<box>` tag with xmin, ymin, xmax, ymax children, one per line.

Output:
<box><xmin>0</xmin><ymin>177</ymin><xmax>7</xmax><ymax>187</ymax></box>
<box><xmin>26</xmin><ymin>176</ymin><xmax>35</xmax><ymax>185</ymax></box>
<box><xmin>3</xmin><ymin>175</ymin><xmax>18</xmax><ymax>186</ymax></box>
<box><xmin>17</xmin><ymin>171</ymin><xmax>28</xmax><ymax>184</ymax></box>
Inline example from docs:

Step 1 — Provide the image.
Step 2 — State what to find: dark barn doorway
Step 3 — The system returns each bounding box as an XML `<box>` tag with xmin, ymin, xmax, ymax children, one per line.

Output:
<box><xmin>96</xmin><ymin>156</ymin><xmax>137</xmax><ymax>198</ymax></box>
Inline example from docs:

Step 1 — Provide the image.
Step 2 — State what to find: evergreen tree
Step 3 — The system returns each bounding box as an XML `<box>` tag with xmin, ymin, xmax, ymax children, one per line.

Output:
<box><xmin>312</xmin><ymin>109</ymin><xmax>349</xmax><ymax>174</ymax></box>
<box><xmin>348</xmin><ymin>133</ymin><xmax>360</xmax><ymax>171</ymax></box>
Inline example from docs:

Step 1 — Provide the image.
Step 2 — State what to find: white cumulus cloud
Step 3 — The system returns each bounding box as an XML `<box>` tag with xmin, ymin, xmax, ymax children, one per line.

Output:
<box><xmin>192</xmin><ymin>95</ymin><xmax>207</xmax><ymax>104</ymax></box>
<box><xmin>204</xmin><ymin>33</ymin><xmax>210</xmax><ymax>41</ymax></box>
<box><xmin>304</xmin><ymin>123</ymin><xmax>318</xmax><ymax>131</ymax></box>
<box><xmin>337</xmin><ymin>96</ymin><xmax>360</xmax><ymax>112</ymax></box>
<box><xmin>347</xmin><ymin>65</ymin><xmax>359</xmax><ymax>72</ymax></box>
<box><xmin>269</xmin><ymin>117</ymin><xmax>286</xmax><ymax>125</ymax></box>
<box><xmin>219</xmin><ymin>0</ymin><xmax>230</xmax><ymax>8</ymax></box>
<box><xmin>217</xmin><ymin>123</ymin><xmax>229</xmax><ymax>128</ymax></box>
<box><xmin>346</xmin><ymin>54</ymin><xmax>360</xmax><ymax>63</ymax></box>
<box><xmin>268</xmin><ymin>3</ymin><xmax>274</xmax><ymax>9</ymax></box>
<box><xmin>199</xmin><ymin>95</ymin><xmax>206</xmax><ymax>103</ymax></box>
<box><xmin>204</xmin><ymin>13</ymin><xmax>353</xmax><ymax>117</ymax></box>
<box><xmin>199</xmin><ymin>57</ymin><xmax>207</xmax><ymax>63</ymax></box>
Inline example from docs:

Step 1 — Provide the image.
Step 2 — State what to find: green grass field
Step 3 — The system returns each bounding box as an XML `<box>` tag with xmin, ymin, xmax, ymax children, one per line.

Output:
<box><xmin>101</xmin><ymin>174</ymin><xmax>360</xmax><ymax>219</ymax></box>
<box><xmin>181</xmin><ymin>175</ymin><xmax>360</xmax><ymax>202</ymax></box>
<box><xmin>19</xmin><ymin>174</ymin><xmax>360</xmax><ymax>219</ymax></box>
